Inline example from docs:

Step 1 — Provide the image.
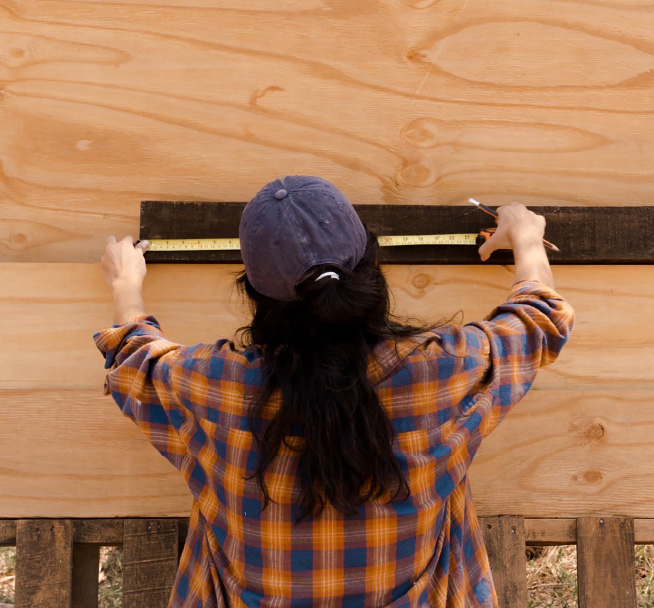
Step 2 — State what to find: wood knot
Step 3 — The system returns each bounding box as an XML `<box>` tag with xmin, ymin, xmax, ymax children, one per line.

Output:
<box><xmin>411</xmin><ymin>272</ymin><xmax>431</xmax><ymax>290</ymax></box>
<box><xmin>400</xmin><ymin>0</ymin><xmax>439</xmax><ymax>9</ymax></box>
<box><xmin>569</xmin><ymin>419</ymin><xmax>605</xmax><ymax>445</ymax></box>
<box><xmin>572</xmin><ymin>468</ymin><xmax>603</xmax><ymax>485</ymax></box>
<box><xmin>582</xmin><ymin>469</ymin><xmax>603</xmax><ymax>484</ymax></box>
<box><xmin>583</xmin><ymin>422</ymin><xmax>605</xmax><ymax>443</ymax></box>
<box><xmin>395</xmin><ymin>161</ymin><xmax>438</xmax><ymax>188</ymax></box>
<box><xmin>11</xmin><ymin>48</ymin><xmax>26</xmax><ymax>58</ymax></box>
<box><xmin>401</xmin><ymin>118</ymin><xmax>441</xmax><ymax>149</ymax></box>
<box><xmin>9</xmin><ymin>233</ymin><xmax>27</xmax><ymax>245</ymax></box>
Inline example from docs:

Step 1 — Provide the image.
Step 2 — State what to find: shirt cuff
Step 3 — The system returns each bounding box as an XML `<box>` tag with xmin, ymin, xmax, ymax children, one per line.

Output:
<box><xmin>92</xmin><ymin>315</ymin><xmax>165</xmax><ymax>370</ymax></box>
<box><xmin>508</xmin><ymin>279</ymin><xmax>566</xmax><ymax>301</ymax></box>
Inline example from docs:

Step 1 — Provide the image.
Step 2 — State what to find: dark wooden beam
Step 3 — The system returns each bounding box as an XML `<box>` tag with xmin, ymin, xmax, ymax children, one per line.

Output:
<box><xmin>15</xmin><ymin>519</ymin><xmax>74</xmax><ymax>608</ymax></box>
<box><xmin>122</xmin><ymin>519</ymin><xmax>179</xmax><ymax>608</ymax></box>
<box><xmin>140</xmin><ymin>201</ymin><xmax>654</xmax><ymax>264</ymax></box>
<box><xmin>577</xmin><ymin>517</ymin><xmax>636</xmax><ymax>608</ymax></box>
<box><xmin>481</xmin><ymin>516</ymin><xmax>528</xmax><ymax>608</ymax></box>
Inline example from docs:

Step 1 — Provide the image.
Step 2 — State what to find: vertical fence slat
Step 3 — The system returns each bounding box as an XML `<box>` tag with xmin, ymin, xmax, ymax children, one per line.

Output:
<box><xmin>481</xmin><ymin>516</ymin><xmax>527</xmax><ymax>608</ymax></box>
<box><xmin>123</xmin><ymin>519</ymin><xmax>179</xmax><ymax>608</ymax></box>
<box><xmin>72</xmin><ymin>544</ymin><xmax>100</xmax><ymax>608</ymax></box>
<box><xmin>15</xmin><ymin>519</ymin><xmax>73</xmax><ymax>608</ymax></box>
<box><xmin>577</xmin><ymin>517</ymin><xmax>636</xmax><ymax>608</ymax></box>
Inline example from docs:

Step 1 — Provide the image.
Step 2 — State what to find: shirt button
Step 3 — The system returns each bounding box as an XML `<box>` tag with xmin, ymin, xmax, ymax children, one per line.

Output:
<box><xmin>274</xmin><ymin>189</ymin><xmax>288</xmax><ymax>200</ymax></box>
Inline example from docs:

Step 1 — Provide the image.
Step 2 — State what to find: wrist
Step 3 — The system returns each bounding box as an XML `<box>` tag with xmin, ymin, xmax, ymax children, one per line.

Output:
<box><xmin>512</xmin><ymin>234</ymin><xmax>546</xmax><ymax>255</ymax></box>
<box><xmin>111</xmin><ymin>275</ymin><xmax>144</xmax><ymax>292</ymax></box>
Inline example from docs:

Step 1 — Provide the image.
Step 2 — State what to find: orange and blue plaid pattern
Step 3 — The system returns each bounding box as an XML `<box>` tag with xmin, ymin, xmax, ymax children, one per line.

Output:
<box><xmin>93</xmin><ymin>279</ymin><xmax>574</xmax><ymax>608</ymax></box>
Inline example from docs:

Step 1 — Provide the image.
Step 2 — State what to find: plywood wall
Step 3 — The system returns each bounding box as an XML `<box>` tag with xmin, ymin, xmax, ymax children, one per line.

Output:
<box><xmin>1</xmin><ymin>0</ymin><xmax>653</xmax><ymax>517</ymax></box>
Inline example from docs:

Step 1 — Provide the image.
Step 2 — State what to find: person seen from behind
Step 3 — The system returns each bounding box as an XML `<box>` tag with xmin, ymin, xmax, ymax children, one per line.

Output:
<box><xmin>94</xmin><ymin>176</ymin><xmax>574</xmax><ymax>607</ymax></box>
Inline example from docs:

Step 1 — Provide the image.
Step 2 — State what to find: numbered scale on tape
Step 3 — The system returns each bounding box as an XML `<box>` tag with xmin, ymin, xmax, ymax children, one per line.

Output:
<box><xmin>146</xmin><ymin>234</ymin><xmax>480</xmax><ymax>252</ymax></box>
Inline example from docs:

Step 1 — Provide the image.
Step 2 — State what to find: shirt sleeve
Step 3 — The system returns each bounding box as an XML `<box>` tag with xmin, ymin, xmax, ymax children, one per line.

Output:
<box><xmin>429</xmin><ymin>280</ymin><xmax>574</xmax><ymax>494</ymax></box>
<box><xmin>462</xmin><ymin>278</ymin><xmax>574</xmax><ymax>437</ymax></box>
<box><xmin>92</xmin><ymin>315</ymin><xmax>206</xmax><ymax>489</ymax></box>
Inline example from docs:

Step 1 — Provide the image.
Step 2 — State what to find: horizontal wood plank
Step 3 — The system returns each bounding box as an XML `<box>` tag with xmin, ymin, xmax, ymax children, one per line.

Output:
<box><xmin>524</xmin><ymin>519</ymin><xmax>576</xmax><ymax>546</ymax></box>
<box><xmin>141</xmin><ymin>202</ymin><xmax>654</xmax><ymax>264</ymax></box>
<box><xmin>2</xmin><ymin>263</ymin><xmax>653</xmax><ymax>390</ymax></box>
<box><xmin>469</xmin><ymin>389</ymin><xmax>654</xmax><ymax>518</ymax></box>
<box><xmin>3</xmin><ymin>516</ymin><xmax>654</xmax><ymax>543</ymax></box>
<box><xmin>1</xmin><ymin>388</ymin><xmax>654</xmax><ymax>517</ymax></box>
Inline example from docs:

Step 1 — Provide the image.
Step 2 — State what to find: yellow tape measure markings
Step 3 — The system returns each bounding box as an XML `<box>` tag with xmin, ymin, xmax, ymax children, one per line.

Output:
<box><xmin>146</xmin><ymin>234</ymin><xmax>478</xmax><ymax>251</ymax></box>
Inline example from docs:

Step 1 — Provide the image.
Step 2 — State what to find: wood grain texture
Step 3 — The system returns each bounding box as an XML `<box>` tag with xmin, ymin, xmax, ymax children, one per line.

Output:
<box><xmin>577</xmin><ymin>517</ymin><xmax>636</xmax><ymax>608</ymax></box>
<box><xmin>2</xmin><ymin>1</ymin><xmax>654</xmax><ymax>262</ymax></box>
<box><xmin>0</xmin><ymin>262</ymin><xmax>651</xmax><ymax>515</ymax></box>
<box><xmin>2</xmin><ymin>263</ymin><xmax>653</xmax><ymax>390</ymax></box>
<box><xmin>2</xmin><ymin>387</ymin><xmax>654</xmax><ymax>517</ymax></box>
<box><xmin>123</xmin><ymin>519</ymin><xmax>179</xmax><ymax>608</ymax></box>
<box><xmin>15</xmin><ymin>519</ymin><xmax>73</xmax><ymax>608</ymax></box>
<box><xmin>481</xmin><ymin>517</ymin><xmax>527</xmax><ymax>608</ymax></box>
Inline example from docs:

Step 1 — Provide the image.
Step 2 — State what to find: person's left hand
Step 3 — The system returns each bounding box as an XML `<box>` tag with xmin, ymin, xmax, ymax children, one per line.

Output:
<box><xmin>101</xmin><ymin>236</ymin><xmax>149</xmax><ymax>288</ymax></box>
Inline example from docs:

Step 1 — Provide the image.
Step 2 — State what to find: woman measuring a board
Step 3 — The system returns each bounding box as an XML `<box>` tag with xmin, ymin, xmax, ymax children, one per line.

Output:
<box><xmin>94</xmin><ymin>176</ymin><xmax>574</xmax><ymax>608</ymax></box>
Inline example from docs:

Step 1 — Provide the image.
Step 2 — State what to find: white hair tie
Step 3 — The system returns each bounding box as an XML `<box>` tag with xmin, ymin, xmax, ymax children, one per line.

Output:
<box><xmin>315</xmin><ymin>271</ymin><xmax>340</xmax><ymax>282</ymax></box>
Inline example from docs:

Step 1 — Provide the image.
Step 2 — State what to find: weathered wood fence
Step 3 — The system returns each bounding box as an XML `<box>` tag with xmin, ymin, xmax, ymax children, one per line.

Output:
<box><xmin>0</xmin><ymin>516</ymin><xmax>645</xmax><ymax>607</ymax></box>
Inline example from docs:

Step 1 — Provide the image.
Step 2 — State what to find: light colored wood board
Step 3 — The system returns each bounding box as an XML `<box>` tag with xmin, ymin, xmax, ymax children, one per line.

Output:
<box><xmin>3</xmin><ymin>388</ymin><xmax>654</xmax><ymax>517</ymax></box>
<box><xmin>2</xmin><ymin>263</ymin><xmax>652</xmax><ymax>390</ymax></box>
<box><xmin>0</xmin><ymin>390</ymin><xmax>191</xmax><ymax>517</ymax></box>
<box><xmin>470</xmin><ymin>390</ymin><xmax>654</xmax><ymax>518</ymax></box>
<box><xmin>0</xmin><ymin>263</ymin><xmax>250</xmax><ymax>389</ymax></box>
<box><xmin>3</xmin><ymin>1</ymin><xmax>654</xmax><ymax>261</ymax></box>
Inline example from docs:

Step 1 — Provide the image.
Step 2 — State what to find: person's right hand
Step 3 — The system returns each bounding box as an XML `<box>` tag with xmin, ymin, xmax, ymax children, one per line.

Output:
<box><xmin>477</xmin><ymin>203</ymin><xmax>546</xmax><ymax>262</ymax></box>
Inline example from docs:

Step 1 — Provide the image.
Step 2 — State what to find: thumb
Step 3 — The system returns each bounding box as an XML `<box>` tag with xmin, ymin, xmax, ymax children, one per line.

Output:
<box><xmin>478</xmin><ymin>238</ymin><xmax>495</xmax><ymax>262</ymax></box>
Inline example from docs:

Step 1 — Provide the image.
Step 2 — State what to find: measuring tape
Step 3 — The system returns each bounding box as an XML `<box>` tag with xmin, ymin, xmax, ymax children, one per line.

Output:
<box><xmin>146</xmin><ymin>233</ymin><xmax>479</xmax><ymax>251</ymax></box>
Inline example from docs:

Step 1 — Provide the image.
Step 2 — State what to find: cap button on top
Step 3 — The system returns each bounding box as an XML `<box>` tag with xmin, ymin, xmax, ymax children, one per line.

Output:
<box><xmin>274</xmin><ymin>189</ymin><xmax>288</xmax><ymax>200</ymax></box>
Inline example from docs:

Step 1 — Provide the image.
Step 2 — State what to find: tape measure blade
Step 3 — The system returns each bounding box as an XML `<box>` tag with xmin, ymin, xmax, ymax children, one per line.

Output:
<box><xmin>378</xmin><ymin>234</ymin><xmax>477</xmax><ymax>246</ymax></box>
<box><xmin>147</xmin><ymin>234</ymin><xmax>478</xmax><ymax>251</ymax></box>
<box><xmin>147</xmin><ymin>238</ymin><xmax>241</xmax><ymax>251</ymax></box>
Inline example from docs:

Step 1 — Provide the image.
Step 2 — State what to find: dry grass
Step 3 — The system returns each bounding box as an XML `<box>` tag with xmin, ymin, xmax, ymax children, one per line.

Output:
<box><xmin>98</xmin><ymin>547</ymin><xmax>123</xmax><ymax>608</ymax></box>
<box><xmin>0</xmin><ymin>548</ymin><xmax>15</xmax><ymax>605</ymax></box>
<box><xmin>1</xmin><ymin>543</ymin><xmax>654</xmax><ymax>605</ymax></box>
<box><xmin>527</xmin><ymin>546</ymin><xmax>577</xmax><ymax>608</ymax></box>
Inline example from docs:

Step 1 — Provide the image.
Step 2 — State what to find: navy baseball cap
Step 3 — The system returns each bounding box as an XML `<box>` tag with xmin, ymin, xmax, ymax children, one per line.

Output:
<box><xmin>239</xmin><ymin>176</ymin><xmax>367</xmax><ymax>301</ymax></box>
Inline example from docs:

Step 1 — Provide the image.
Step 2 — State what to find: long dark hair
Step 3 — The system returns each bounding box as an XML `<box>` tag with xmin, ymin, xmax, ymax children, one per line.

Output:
<box><xmin>237</xmin><ymin>228</ymin><xmax>434</xmax><ymax>521</ymax></box>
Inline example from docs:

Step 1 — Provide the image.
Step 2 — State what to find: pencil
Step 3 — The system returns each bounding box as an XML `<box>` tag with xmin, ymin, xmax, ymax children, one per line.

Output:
<box><xmin>468</xmin><ymin>198</ymin><xmax>560</xmax><ymax>253</ymax></box>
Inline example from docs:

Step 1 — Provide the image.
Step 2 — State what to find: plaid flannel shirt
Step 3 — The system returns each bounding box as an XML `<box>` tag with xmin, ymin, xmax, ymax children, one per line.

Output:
<box><xmin>93</xmin><ymin>279</ymin><xmax>574</xmax><ymax>608</ymax></box>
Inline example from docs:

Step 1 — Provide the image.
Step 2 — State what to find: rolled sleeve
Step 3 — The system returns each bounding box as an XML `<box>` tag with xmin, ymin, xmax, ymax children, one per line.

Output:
<box><xmin>462</xmin><ymin>279</ymin><xmax>574</xmax><ymax>438</ymax></box>
<box><xmin>430</xmin><ymin>280</ymin><xmax>574</xmax><ymax>493</ymax></box>
<box><xmin>93</xmin><ymin>315</ymin><xmax>189</xmax><ymax>471</ymax></box>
